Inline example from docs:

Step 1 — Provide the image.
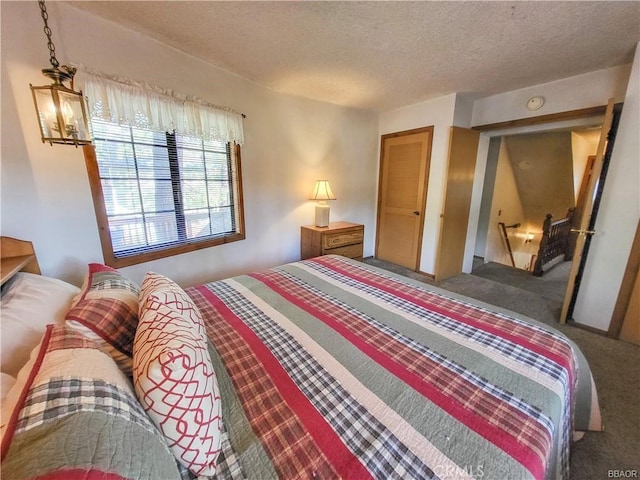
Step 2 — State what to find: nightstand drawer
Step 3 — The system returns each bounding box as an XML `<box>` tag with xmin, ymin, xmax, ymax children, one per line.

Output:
<box><xmin>326</xmin><ymin>243</ymin><xmax>363</xmax><ymax>259</ymax></box>
<box><xmin>324</xmin><ymin>229</ymin><xmax>364</xmax><ymax>249</ymax></box>
<box><xmin>300</xmin><ymin>222</ymin><xmax>364</xmax><ymax>260</ymax></box>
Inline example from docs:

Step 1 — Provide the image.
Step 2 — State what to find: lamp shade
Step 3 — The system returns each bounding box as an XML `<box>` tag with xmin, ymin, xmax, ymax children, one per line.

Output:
<box><xmin>309</xmin><ymin>180</ymin><xmax>337</xmax><ymax>201</ymax></box>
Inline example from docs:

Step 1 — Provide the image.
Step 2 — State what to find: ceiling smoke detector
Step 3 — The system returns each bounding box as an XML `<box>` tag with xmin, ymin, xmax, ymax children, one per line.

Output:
<box><xmin>526</xmin><ymin>96</ymin><xmax>545</xmax><ymax>111</ymax></box>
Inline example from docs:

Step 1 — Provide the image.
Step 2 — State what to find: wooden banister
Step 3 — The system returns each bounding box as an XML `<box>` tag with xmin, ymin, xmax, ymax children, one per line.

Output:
<box><xmin>498</xmin><ymin>222</ymin><xmax>521</xmax><ymax>268</ymax></box>
<box><xmin>533</xmin><ymin>211</ymin><xmax>573</xmax><ymax>276</ymax></box>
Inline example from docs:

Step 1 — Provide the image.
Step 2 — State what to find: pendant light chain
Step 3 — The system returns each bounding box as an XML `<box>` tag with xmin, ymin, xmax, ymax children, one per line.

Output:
<box><xmin>31</xmin><ymin>0</ymin><xmax>90</xmax><ymax>145</ymax></box>
<box><xmin>38</xmin><ymin>0</ymin><xmax>59</xmax><ymax>69</ymax></box>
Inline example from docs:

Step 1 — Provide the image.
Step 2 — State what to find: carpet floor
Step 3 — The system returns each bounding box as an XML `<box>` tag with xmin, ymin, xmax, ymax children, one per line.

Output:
<box><xmin>361</xmin><ymin>257</ymin><xmax>640</xmax><ymax>480</ymax></box>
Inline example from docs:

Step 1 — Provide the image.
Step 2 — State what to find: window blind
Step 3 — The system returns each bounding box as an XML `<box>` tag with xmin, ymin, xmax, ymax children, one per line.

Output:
<box><xmin>91</xmin><ymin>119</ymin><xmax>239</xmax><ymax>258</ymax></box>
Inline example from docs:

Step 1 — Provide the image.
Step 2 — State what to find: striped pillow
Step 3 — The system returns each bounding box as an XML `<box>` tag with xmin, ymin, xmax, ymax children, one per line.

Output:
<box><xmin>65</xmin><ymin>263</ymin><xmax>139</xmax><ymax>375</ymax></box>
<box><xmin>134</xmin><ymin>272</ymin><xmax>222</xmax><ymax>477</ymax></box>
<box><xmin>0</xmin><ymin>324</ymin><xmax>182</xmax><ymax>480</ymax></box>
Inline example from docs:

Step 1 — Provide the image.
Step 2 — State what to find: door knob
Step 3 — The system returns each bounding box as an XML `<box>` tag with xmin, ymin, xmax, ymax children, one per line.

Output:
<box><xmin>413</xmin><ymin>211</ymin><xmax>420</xmax><ymax>216</ymax></box>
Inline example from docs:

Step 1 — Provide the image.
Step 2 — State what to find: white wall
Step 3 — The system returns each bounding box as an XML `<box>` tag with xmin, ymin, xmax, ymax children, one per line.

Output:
<box><xmin>378</xmin><ymin>93</ymin><xmax>457</xmax><ymax>274</ymax></box>
<box><xmin>471</xmin><ymin>64</ymin><xmax>632</xmax><ymax>126</ymax></box>
<box><xmin>471</xmin><ymin>137</ymin><xmax>500</xmax><ymax>261</ymax></box>
<box><xmin>572</xmin><ymin>43</ymin><xmax>640</xmax><ymax>331</ymax></box>
<box><xmin>3</xmin><ymin>3</ymin><xmax>637</xmax><ymax>331</ymax></box>
<box><xmin>571</xmin><ymin>132</ymin><xmax>599</xmax><ymax>203</ymax></box>
<box><xmin>484</xmin><ymin>141</ymin><xmax>528</xmax><ymax>268</ymax></box>
<box><xmin>380</xmin><ymin>55</ymin><xmax>636</xmax><ymax>330</ymax></box>
<box><xmin>471</xmin><ymin>52</ymin><xmax>638</xmax><ymax>331</ymax></box>
<box><xmin>0</xmin><ymin>2</ymin><xmax>378</xmax><ymax>287</ymax></box>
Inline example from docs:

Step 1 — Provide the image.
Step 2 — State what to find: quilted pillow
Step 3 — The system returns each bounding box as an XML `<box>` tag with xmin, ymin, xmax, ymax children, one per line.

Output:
<box><xmin>134</xmin><ymin>272</ymin><xmax>222</xmax><ymax>477</ymax></box>
<box><xmin>65</xmin><ymin>263</ymin><xmax>139</xmax><ymax>374</ymax></box>
<box><xmin>0</xmin><ymin>324</ymin><xmax>182</xmax><ymax>480</ymax></box>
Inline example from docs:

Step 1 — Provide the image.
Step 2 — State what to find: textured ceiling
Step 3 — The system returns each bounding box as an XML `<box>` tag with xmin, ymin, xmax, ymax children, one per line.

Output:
<box><xmin>66</xmin><ymin>1</ymin><xmax>640</xmax><ymax>112</ymax></box>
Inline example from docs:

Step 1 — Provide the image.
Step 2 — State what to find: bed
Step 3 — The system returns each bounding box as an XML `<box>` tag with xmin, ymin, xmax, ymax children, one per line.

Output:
<box><xmin>0</xmin><ymin>237</ymin><xmax>601</xmax><ymax>480</ymax></box>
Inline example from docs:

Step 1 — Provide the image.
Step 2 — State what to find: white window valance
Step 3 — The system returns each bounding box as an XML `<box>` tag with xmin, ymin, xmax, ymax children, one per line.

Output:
<box><xmin>79</xmin><ymin>69</ymin><xmax>244</xmax><ymax>144</ymax></box>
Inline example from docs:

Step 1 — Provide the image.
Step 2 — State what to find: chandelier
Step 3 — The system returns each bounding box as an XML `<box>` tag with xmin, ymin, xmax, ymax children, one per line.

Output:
<box><xmin>29</xmin><ymin>0</ymin><xmax>90</xmax><ymax>146</ymax></box>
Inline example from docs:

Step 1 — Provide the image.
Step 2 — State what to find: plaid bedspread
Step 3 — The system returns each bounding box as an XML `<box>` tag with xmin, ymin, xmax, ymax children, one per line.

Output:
<box><xmin>187</xmin><ymin>255</ymin><xmax>601</xmax><ymax>480</ymax></box>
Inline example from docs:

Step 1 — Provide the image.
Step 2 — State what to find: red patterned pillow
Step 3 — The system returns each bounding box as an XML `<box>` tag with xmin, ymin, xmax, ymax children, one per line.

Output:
<box><xmin>138</xmin><ymin>272</ymin><xmax>206</xmax><ymax>341</ymax></box>
<box><xmin>65</xmin><ymin>263</ymin><xmax>139</xmax><ymax>375</ymax></box>
<box><xmin>134</xmin><ymin>272</ymin><xmax>222</xmax><ymax>476</ymax></box>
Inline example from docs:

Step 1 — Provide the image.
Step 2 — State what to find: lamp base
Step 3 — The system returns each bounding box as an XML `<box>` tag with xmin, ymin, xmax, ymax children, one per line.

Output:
<box><xmin>315</xmin><ymin>204</ymin><xmax>330</xmax><ymax>227</ymax></box>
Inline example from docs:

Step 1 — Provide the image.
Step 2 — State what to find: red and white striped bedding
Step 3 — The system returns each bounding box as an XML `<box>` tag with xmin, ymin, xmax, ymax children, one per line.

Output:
<box><xmin>186</xmin><ymin>255</ymin><xmax>601</xmax><ymax>480</ymax></box>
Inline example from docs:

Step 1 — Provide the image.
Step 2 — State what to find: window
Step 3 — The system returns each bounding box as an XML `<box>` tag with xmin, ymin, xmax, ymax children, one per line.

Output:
<box><xmin>85</xmin><ymin>119</ymin><xmax>245</xmax><ymax>268</ymax></box>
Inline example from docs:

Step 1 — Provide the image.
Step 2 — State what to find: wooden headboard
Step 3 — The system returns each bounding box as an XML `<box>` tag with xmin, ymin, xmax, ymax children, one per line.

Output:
<box><xmin>1</xmin><ymin>237</ymin><xmax>41</xmax><ymax>286</ymax></box>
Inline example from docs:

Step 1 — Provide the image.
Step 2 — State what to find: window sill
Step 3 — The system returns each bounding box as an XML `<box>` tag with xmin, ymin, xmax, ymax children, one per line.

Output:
<box><xmin>105</xmin><ymin>233</ymin><xmax>246</xmax><ymax>269</ymax></box>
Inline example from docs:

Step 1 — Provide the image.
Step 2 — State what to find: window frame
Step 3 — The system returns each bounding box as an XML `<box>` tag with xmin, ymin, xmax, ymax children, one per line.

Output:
<box><xmin>83</xmin><ymin>140</ymin><xmax>245</xmax><ymax>269</ymax></box>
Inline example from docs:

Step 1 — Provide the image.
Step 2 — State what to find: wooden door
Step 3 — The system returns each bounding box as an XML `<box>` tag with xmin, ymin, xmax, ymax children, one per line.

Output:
<box><xmin>568</xmin><ymin>155</ymin><xmax>597</xmax><ymax>258</ymax></box>
<box><xmin>434</xmin><ymin>127</ymin><xmax>480</xmax><ymax>281</ymax></box>
<box><xmin>610</xmin><ymin>220</ymin><xmax>640</xmax><ymax>345</ymax></box>
<box><xmin>574</xmin><ymin>155</ymin><xmax>597</xmax><ymax>227</ymax></box>
<box><xmin>560</xmin><ymin>99</ymin><xmax>615</xmax><ymax>323</ymax></box>
<box><xmin>619</xmin><ymin>269</ymin><xmax>640</xmax><ymax>345</ymax></box>
<box><xmin>375</xmin><ymin>127</ymin><xmax>432</xmax><ymax>270</ymax></box>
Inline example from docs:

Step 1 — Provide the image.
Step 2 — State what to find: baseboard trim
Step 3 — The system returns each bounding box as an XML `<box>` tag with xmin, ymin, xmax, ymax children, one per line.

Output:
<box><xmin>566</xmin><ymin>319</ymin><xmax>608</xmax><ymax>336</ymax></box>
<box><xmin>417</xmin><ymin>270</ymin><xmax>435</xmax><ymax>280</ymax></box>
<box><xmin>362</xmin><ymin>256</ymin><xmax>435</xmax><ymax>281</ymax></box>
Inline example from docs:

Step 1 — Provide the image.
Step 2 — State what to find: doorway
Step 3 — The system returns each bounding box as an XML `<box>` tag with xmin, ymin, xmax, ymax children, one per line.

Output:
<box><xmin>472</xmin><ymin>103</ymin><xmax>622</xmax><ymax>322</ymax></box>
<box><xmin>476</xmin><ymin>129</ymin><xmax>597</xmax><ymax>271</ymax></box>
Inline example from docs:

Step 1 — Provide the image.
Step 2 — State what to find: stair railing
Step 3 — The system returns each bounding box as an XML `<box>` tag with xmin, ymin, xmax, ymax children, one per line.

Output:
<box><xmin>498</xmin><ymin>222</ymin><xmax>521</xmax><ymax>268</ymax></box>
<box><xmin>532</xmin><ymin>210</ymin><xmax>574</xmax><ymax>276</ymax></box>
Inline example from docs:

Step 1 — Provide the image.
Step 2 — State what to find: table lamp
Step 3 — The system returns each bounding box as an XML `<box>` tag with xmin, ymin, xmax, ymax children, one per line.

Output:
<box><xmin>309</xmin><ymin>180</ymin><xmax>336</xmax><ymax>227</ymax></box>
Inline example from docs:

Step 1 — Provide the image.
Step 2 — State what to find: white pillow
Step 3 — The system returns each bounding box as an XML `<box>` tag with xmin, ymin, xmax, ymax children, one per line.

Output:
<box><xmin>1</xmin><ymin>272</ymin><xmax>79</xmax><ymax>377</ymax></box>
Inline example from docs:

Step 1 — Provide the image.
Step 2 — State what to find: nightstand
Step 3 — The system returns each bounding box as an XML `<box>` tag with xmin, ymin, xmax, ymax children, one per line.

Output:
<box><xmin>301</xmin><ymin>222</ymin><xmax>364</xmax><ymax>260</ymax></box>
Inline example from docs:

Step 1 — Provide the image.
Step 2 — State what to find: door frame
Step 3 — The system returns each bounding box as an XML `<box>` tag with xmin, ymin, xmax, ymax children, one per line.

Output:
<box><xmin>472</xmin><ymin>105</ymin><xmax>611</xmax><ymax>131</ymax></box>
<box><xmin>375</xmin><ymin>126</ymin><xmax>433</xmax><ymax>271</ymax></box>
<box><xmin>608</xmin><ymin>220</ymin><xmax>640</xmax><ymax>339</ymax></box>
<box><xmin>561</xmin><ymin>100</ymin><xmax>622</xmax><ymax>322</ymax></box>
<box><xmin>434</xmin><ymin>126</ymin><xmax>480</xmax><ymax>281</ymax></box>
<box><xmin>471</xmin><ymin>103</ymin><xmax>623</xmax><ymax>323</ymax></box>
